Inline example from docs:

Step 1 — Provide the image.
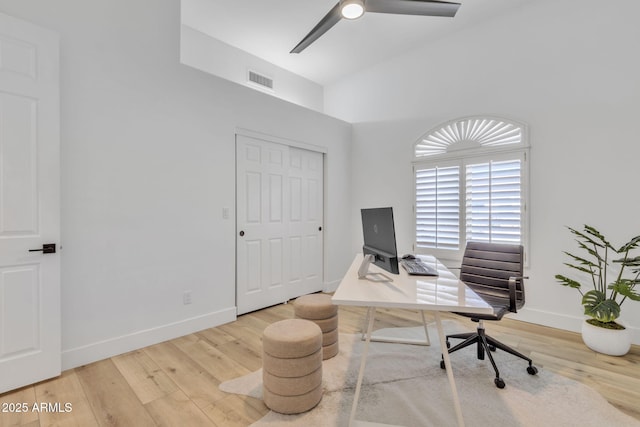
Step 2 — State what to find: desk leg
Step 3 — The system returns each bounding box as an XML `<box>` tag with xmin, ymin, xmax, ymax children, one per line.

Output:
<box><xmin>360</xmin><ymin>310</ymin><xmax>431</xmax><ymax>346</ymax></box>
<box><xmin>360</xmin><ymin>307</ymin><xmax>371</xmax><ymax>341</ymax></box>
<box><xmin>420</xmin><ymin>310</ymin><xmax>431</xmax><ymax>346</ymax></box>
<box><xmin>434</xmin><ymin>312</ymin><xmax>465</xmax><ymax>427</ymax></box>
<box><xmin>349</xmin><ymin>306</ymin><xmax>376</xmax><ymax>426</ymax></box>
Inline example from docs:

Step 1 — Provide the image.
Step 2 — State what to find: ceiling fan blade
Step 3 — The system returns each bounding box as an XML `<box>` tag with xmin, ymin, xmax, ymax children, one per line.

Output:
<box><xmin>291</xmin><ymin>2</ymin><xmax>342</xmax><ymax>54</ymax></box>
<box><xmin>366</xmin><ymin>0</ymin><xmax>461</xmax><ymax>17</ymax></box>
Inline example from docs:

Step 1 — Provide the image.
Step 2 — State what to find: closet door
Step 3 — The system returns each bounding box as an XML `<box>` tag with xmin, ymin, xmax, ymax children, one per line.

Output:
<box><xmin>236</xmin><ymin>135</ymin><xmax>323</xmax><ymax>315</ymax></box>
<box><xmin>288</xmin><ymin>147</ymin><xmax>323</xmax><ymax>297</ymax></box>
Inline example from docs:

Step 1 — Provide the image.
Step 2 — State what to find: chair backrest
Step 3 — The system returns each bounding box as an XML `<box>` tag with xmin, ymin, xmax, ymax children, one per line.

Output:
<box><xmin>460</xmin><ymin>241</ymin><xmax>525</xmax><ymax>308</ymax></box>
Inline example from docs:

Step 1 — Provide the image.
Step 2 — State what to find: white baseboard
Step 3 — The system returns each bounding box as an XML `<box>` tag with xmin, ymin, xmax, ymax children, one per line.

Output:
<box><xmin>62</xmin><ymin>307</ymin><xmax>237</xmax><ymax>370</ymax></box>
<box><xmin>511</xmin><ymin>307</ymin><xmax>640</xmax><ymax>345</ymax></box>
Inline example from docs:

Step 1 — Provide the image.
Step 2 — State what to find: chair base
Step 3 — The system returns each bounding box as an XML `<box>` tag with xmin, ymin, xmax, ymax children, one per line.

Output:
<box><xmin>441</xmin><ymin>320</ymin><xmax>538</xmax><ymax>388</ymax></box>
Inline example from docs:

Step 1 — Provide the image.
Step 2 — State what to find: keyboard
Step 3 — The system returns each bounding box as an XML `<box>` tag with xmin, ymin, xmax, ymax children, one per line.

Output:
<box><xmin>400</xmin><ymin>260</ymin><xmax>438</xmax><ymax>276</ymax></box>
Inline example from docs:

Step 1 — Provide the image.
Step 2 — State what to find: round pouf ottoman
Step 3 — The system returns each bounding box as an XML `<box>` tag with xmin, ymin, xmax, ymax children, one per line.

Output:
<box><xmin>293</xmin><ymin>294</ymin><xmax>339</xmax><ymax>360</ymax></box>
<box><xmin>262</xmin><ymin>319</ymin><xmax>323</xmax><ymax>414</ymax></box>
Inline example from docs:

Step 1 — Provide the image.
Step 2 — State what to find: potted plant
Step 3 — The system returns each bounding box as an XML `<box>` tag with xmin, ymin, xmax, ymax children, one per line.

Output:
<box><xmin>555</xmin><ymin>225</ymin><xmax>640</xmax><ymax>355</ymax></box>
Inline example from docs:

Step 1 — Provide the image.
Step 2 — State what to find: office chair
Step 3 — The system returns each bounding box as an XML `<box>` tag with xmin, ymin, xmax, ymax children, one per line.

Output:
<box><xmin>440</xmin><ymin>241</ymin><xmax>538</xmax><ymax>388</ymax></box>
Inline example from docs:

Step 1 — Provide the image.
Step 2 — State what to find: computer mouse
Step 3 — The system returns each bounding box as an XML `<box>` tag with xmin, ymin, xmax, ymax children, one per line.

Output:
<box><xmin>401</xmin><ymin>254</ymin><xmax>416</xmax><ymax>260</ymax></box>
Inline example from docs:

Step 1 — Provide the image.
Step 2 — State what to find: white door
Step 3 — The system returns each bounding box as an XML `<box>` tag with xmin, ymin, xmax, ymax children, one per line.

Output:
<box><xmin>0</xmin><ymin>13</ymin><xmax>60</xmax><ymax>393</ymax></box>
<box><xmin>288</xmin><ymin>147</ymin><xmax>323</xmax><ymax>296</ymax></box>
<box><xmin>236</xmin><ymin>135</ymin><xmax>323</xmax><ymax>314</ymax></box>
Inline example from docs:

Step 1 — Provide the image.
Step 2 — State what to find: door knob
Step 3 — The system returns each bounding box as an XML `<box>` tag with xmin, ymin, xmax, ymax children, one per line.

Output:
<box><xmin>29</xmin><ymin>243</ymin><xmax>56</xmax><ymax>254</ymax></box>
<box><xmin>239</xmin><ymin>230</ymin><xmax>245</xmax><ymax>237</ymax></box>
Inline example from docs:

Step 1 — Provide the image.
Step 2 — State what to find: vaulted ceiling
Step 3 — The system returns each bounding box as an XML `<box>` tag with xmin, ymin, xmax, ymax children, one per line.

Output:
<box><xmin>182</xmin><ymin>0</ymin><xmax>527</xmax><ymax>85</ymax></box>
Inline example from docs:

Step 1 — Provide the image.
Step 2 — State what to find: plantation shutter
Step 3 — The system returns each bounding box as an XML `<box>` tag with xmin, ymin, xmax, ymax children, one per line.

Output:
<box><xmin>415</xmin><ymin>166</ymin><xmax>460</xmax><ymax>249</ymax></box>
<box><xmin>413</xmin><ymin>117</ymin><xmax>529</xmax><ymax>259</ymax></box>
<box><xmin>465</xmin><ymin>159</ymin><xmax>522</xmax><ymax>243</ymax></box>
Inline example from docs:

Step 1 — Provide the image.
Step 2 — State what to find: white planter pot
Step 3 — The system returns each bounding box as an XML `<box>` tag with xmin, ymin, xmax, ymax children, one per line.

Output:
<box><xmin>581</xmin><ymin>319</ymin><xmax>631</xmax><ymax>356</ymax></box>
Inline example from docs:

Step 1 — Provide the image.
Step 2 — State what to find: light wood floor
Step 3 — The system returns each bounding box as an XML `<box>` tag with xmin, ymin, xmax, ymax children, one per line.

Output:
<box><xmin>1</xmin><ymin>302</ymin><xmax>639</xmax><ymax>426</ymax></box>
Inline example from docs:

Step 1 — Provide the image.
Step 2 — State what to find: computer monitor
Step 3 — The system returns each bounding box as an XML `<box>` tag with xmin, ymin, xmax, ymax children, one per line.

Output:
<box><xmin>360</xmin><ymin>207</ymin><xmax>399</xmax><ymax>276</ymax></box>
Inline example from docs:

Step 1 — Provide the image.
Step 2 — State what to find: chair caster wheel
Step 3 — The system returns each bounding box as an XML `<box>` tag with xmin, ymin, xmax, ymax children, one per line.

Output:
<box><xmin>488</xmin><ymin>344</ymin><xmax>496</xmax><ymax>351</ymax></box>
<box><xmin>494</xmin><ymin>378</ymin><xmax>505</xmax><ymax>389</ymax></box>
<box><xmin>527</xmin><ymin>365</ymin><xmax>538</xmax><ymax>375</ymax></box>
<box><xmin>446</xmin><ymin>340</ymin><xmax>451</xmax><ymax>349</ymax></box>
<box><xmin>440</xmin><ymin>360</ymin><xmax>446</xmax><ymax>369</ymax></box>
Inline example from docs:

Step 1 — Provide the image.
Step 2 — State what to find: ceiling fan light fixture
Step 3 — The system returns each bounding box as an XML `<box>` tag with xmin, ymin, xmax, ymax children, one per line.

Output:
<box><xmin>341</xmin><ymin>0</ymin><xmax>365</xmax><ymax>20</ymax></box>
<box><xmin>291</xmin><ymin>0</ymin><xmax>461</xmax><ymax>54</ymax></box>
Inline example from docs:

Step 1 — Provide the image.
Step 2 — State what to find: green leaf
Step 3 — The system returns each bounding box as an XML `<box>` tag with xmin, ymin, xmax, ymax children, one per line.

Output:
<box><xmin>564</xmin><ymin>262</ymin><xmax>596</xmax><ymax>275</ymax></box>
<box><xmin>613</xmin><ymin>255</ymin><xmax>640</xmax><ymax>267</ymax></box>
<box><xmin>568</xmin><ymin>226</ymin><xmax>605</xmax><ymax>249</ymax></box>
<box><xmin>555</xmin><ymin>274</ymin><xmax>582</xmax><ymax>289</ymax></box>
<box><xmin>564</xmin><ymin>251</ymin><xmax>600</xmax><ymax>268</ymax></box>
<box><xmin>610</xmin><ymin>280</ymin><xmax>640</xmax><ymax>301</ymax></box>
<box><xmin>582</xmin><ymin>290</ymin><xmax>620</xmax><ymax>322</ymax></box>
<box><xmin>576</xmin><ymin>242</ymin><xmax>605</xmax><ymax>263</ymax></box>
<box><xmin>583</xmin><ymin>225</ymin><xmax>613</xmax><ymax>249</ymax></box>
<box><xmin>617</xmin><ymin>235</ymin><xmax>640</xmax><ymax>253</ymax></box>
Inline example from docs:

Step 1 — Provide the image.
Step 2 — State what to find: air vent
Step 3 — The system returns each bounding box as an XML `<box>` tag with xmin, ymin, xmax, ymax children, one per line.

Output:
<box><xmin>248</xmin><ymin>70</ymin><xmax>274</xmax><ymax>91</ymax></box>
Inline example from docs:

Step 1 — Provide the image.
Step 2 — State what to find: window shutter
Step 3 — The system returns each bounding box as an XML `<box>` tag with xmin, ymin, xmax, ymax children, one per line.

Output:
<box><xmin>415</xmin><ymin>166</ymin><xmax>460</xmax><ymax>249</ymax></box>
<box><xmin>465</xmin><ymin>159</ymin><xmax>521</xmax><ymax>243</ymax></box>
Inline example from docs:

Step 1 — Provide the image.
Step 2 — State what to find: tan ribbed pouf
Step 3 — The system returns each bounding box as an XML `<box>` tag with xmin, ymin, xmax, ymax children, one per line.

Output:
<box><xmin>322</xmin><ymin>340</ymin><xmax>339</xmax><ymax>359</ymax></box>
<box><xmin>294</xmin><ymin>294</ymin><xmax>339</xmax><ymax>360</ymax></box>
<box><xmin>263</xmin><ymin>384</ymin><xmax>323</xmax><ymax>415</ymax></box>
<box><xmin>322</xmin><ymin>328</ymin><xmax>339</xmax><ymax>346</ymax></box>
<box><xmin>263</xmin><ymin>367</ymin><xmax>322</xmax><ymax>396</ymax></box>
<box><xmin>262</xmin><ymin>319</ymin><xmax>323</xmax><ymax>414</ymax></box>
<box><xmin>262</xmin><ymin>348</ymin><xmax>322</xmax><ymax>378</ymax></box>
<box><xmin>294</xmin><ymin>294</ymin><xmax>338</xmax><ymax>320</ymax></box>
<box><xmin>311</xmin><ymin>314</ymin><xmax>338</xmax><ymax>333</ymax></box>
<box><xmin>263</xmin><ymin>319</ymin><xmax>322</xmax><ymax>359</ymax></box>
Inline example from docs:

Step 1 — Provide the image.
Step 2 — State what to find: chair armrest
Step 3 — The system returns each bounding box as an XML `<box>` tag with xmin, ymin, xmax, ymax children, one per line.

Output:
<box><xmin>508</xmin><ymin>276</ymin><xmax>529</xmax><ymax>313</ymax></box>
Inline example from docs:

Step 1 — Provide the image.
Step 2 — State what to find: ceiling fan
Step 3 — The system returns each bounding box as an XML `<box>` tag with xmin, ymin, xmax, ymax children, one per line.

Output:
<box><xmin>290</xmin><ymin>0</ymin><xmax>462</xmax><ymax>54</ymax></box>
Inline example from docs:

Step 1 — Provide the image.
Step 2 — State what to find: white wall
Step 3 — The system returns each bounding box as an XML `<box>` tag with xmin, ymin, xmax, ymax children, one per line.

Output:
<box><xmin>180</xmin><ymin>25</ymin><xmax>324</xmax><ymax>113</ymax></box>
<box><xmin>0</xmin><ymin>0</ymin><xmax>352</xmax><ymax>369</ymax></box>
<box><xmin>325</xmin><ymin>0</ymin><xmax>640</xmax><ymax>343</ymax></box>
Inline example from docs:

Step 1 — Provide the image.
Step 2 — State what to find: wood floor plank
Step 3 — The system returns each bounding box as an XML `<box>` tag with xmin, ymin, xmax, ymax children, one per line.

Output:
<box><xmin>171</xmin><ymin>335</ymin><xmax>252</xmax><ymax>383</ymax></box>
<box><xmin>143</xmin><ymin>341</ymin><xmax>228</xmax><ymax>409</ymax></box>
<box><xmin>201</xmin><ymin>394</ymin><xmax>268</xmax><ymax>427</ymax></box>
<box><xmin>207</xmin><ymin>325</ymin><xmax>263</xmax><ymax>373</ymax></box>
<box><xmin>250</xmin><ymin>304</ymin><xmax>292</xmax><ymax>325</ymax></box>
<box><xmin>34</xmin><ymin>370</ymin><xmax>98</xmax><ymax>427</ymax></box>
<box><xmin>112</xmin><ymin>349</ymin><xmax>178</xmax><ymax>405</ymax></box>
<box><xmin>215</xmin><ymin>340</ymin><xmax>263</xmax><ymax>373</ymax></box>
<box><xmin>594</xmin><ymin>381</ymin><xmax>640</xmax><ymax>420</ymax></box>
<box><xmin>216</xmin><ymin>323</ymin><xmax>262</xmax><ymax>352</ymax></box>
<box><xmin>75</xmin><ymin>359</ymin><xmax>156</xmax><ymax>427</ymax></box>
<box><xmin>144</xmin><ymin>390</ymin><xmax>215</xmax><ymax>427</ymax></box>
<box><xmin>196</xmin><ymin>327</ymin><xmax>237</xmax><ymax>348</ymax></box>
<box><xmin>0</xmin><ymin>386</ymin><xmax>39</xmax><ymax>427</ymax></box>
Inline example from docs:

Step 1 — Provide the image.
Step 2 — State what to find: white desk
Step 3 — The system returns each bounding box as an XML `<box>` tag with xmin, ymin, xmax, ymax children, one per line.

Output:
<box><xmin>332</xmin><ymin>254</ymin><xmax>493</xmax><ymax>427</ymax></box>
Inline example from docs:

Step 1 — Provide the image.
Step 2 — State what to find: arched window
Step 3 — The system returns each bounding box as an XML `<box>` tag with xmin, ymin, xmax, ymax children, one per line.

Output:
<box><xmin>413</xmin><ymin>116</ymin><xmax>530</xmax><ymax>262</ymax></box>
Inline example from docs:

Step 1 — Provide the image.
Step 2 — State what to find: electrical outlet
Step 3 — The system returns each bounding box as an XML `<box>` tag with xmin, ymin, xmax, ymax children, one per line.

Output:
<box><xmin>183</xmin><ymin>290</ymin><xmax>192</xmax><ymax>305</ymax></box>
<box><xmin>222</xmin><ymin>207</ymin><xmax>230</xmax><ymax>219</ymax></box>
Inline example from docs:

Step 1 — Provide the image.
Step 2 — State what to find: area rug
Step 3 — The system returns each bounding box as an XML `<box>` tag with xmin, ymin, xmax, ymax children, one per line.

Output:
<box><xmin>220</xmin><ymin>321</ymin><xmax>639</xmax><ymax>427</ymax></box>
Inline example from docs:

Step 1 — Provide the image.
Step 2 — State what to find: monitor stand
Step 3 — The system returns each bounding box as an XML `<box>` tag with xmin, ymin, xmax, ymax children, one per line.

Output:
<box><xmin>357</xmin><ymin>254</ymin><xmax>393</xmax><ymax>282</ymax></box>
